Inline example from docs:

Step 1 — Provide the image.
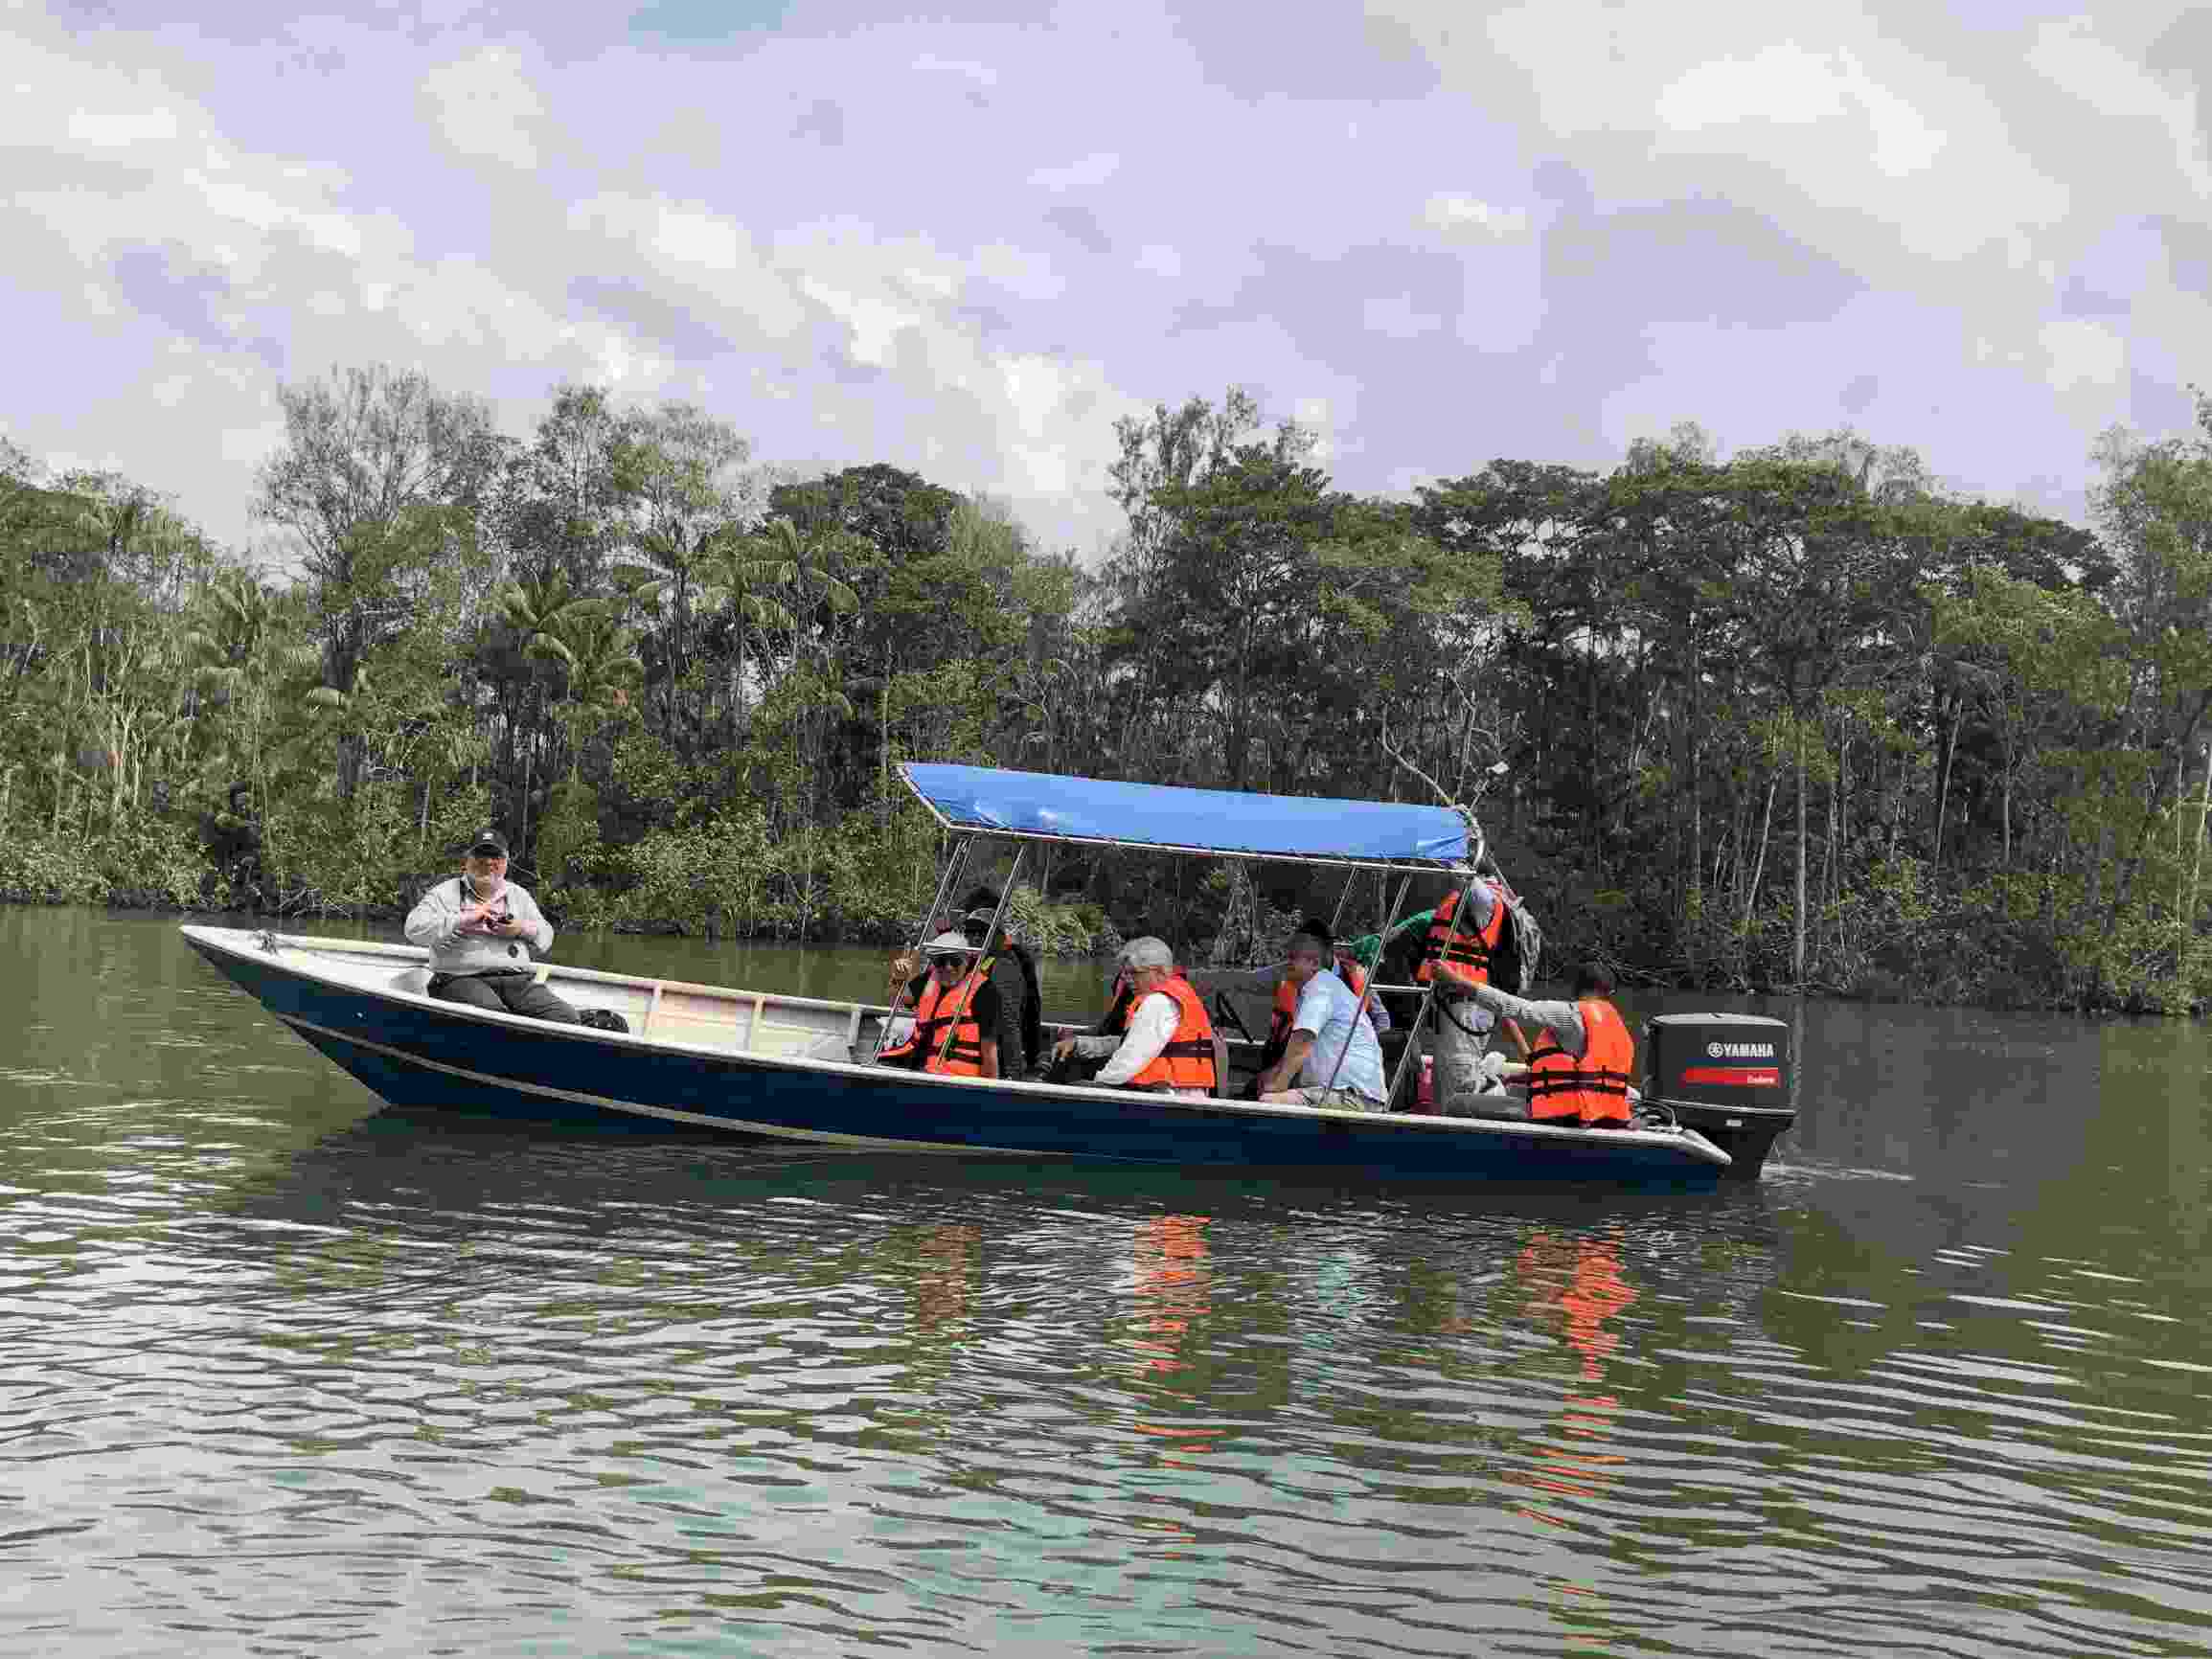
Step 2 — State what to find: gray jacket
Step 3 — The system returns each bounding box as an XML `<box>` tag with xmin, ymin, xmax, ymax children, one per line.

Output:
<box><xmin>403</xmin><ymin>875</ymin><xmax>556</xmax><ymax>975</ymax></box>
<box><xmin>1461</xmin><ymin>980</ymin><xmax>1586</xmax><ymax>1054</ymax></box>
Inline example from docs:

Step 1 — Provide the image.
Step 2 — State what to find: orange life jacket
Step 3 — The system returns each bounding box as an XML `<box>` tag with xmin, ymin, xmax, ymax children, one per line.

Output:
<box><xmin>1129</xmin><ymin>974</ymin><xmax>1219</xmax><ymax>1094</ymax></box>
<box><xmin>879</xmin><ymin>969</ymin><xmax>989</xmax><ymax>1077</ymax></box>
<box><xmin>1525</xmin><ymin>999</ymin><xmax>1634</xmax><ymax>1125</ymax></box>
<box><xmin>1417</xmin><ymin>886</ymin><xmax>1507</xmax><ymax>987</ymax></box>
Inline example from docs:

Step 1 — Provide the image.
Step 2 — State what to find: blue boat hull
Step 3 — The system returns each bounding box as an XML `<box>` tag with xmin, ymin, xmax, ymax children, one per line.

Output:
<box><xmin>184</xmin><ymin>930</ymin><xmax>1727</xmax><ymax>1188</ymax></box>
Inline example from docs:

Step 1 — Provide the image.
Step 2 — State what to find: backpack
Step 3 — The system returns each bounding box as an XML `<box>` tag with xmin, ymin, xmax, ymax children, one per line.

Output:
<box><xmin>1489</xmin><ymin>893</ymin><xmax>1542</xmax><ymax>997</ymax></box>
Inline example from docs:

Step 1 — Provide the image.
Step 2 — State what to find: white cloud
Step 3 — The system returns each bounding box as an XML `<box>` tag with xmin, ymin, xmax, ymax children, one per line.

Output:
<box><xmin>1394</xmin><ymin>0</ymin><xmax>2068</xmax><ymax>267</ymax></box>
<box><xmin>800</xmin><ymin>276</ymin><xmax>923</xmax><ymax>367</ymax></box>
<box><xmin>4</xmin><ymin>0</ymin><xmax>2207</xmax><ymax>567</ymax></box>
<box><xmin>1029</xmin><ymin>151</ymin><xmax>1121</xmax><ymax>193</ymax></box>
<box><xmin>420</xmin><ymin>46</ymin><xmax>546</xmax><ymax>171</ymax></box>
<box><xmin>1656</xmin><ymin>43</ymin><xmax>1947</xmax><ymax>177</ymax></box>
<box><xmin>913</xmin><ymin>54</ymin><xmax>998</xmax><ymax>89</ymax></box>
<box><xmin>2040</xmin><ymin>317</ymin><xmax>2126</xmax><ymax>394</ymax></box>
<box><xmin>2026</xmin><ymin>14</ymin><xmax>2212</xmax><ymax>199</ymax></box>
<box><xmin>1133</xmin><ymin>243</ymin><xmax>1183</xmax><ymax>280</ymax></box>
<box><xmin>974</xmin><ymin>240</ymin><xmax>1065</xmax><ymax>300</ymax></box>
<box><xmin>1424</xmin><ymin>191</ymin><xmax>1529</xmax><ymax>239</ymax></box>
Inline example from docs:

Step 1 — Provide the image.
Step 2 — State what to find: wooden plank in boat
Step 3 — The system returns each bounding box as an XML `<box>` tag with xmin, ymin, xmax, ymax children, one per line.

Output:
<box><xmin>651</xmin><ymin>994</ymin><xmax>745</xmax><ymax>1053</ymax></box>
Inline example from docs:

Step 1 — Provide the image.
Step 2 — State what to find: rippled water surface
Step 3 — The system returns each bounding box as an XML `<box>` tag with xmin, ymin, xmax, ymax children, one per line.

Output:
<box><xmin>6</xmin><ymin>907</ymin><xmax>2212</xmax><ymax>1657</ymax></box>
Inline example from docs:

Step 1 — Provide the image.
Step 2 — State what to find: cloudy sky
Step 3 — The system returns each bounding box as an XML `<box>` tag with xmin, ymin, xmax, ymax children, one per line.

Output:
<box><xmin>5</xmin><ymin>0</ymin><xmax>2208</xmax><ymax>559</ymax></box>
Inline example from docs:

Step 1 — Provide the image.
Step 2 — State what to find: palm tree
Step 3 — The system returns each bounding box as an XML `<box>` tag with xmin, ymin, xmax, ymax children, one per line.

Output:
<box><xmin>749</xmin><ymin>516</ymin><xmax>861</xmax><ymax>830</ymax></box>
<box><xmin>697</xmin><ymin>524</ymin><xmax>796</xmax><ymax>743</ymax></box>
<box><xmin>182</xmin><ymin>570</ymin><xmax>295</xmax><ymax>862</ymax></box>
<box><xmin>67</xmin><ymin>478</ymin><xmax>201</xmax><ymax>602</ymax></box>
<box><xmin>496</xmin><ymin>568</ymin><xmax>601</xmax><ymax>852</ymax></box>
<box><xmin>525</xmin><ymin>605</ymin><xmax>644</xmax><ymax>777</ymax></box>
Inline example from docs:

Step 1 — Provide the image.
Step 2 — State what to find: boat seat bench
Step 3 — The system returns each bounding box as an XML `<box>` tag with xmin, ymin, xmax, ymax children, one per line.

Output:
<box><xmin>383</xmin><ymin>966</ymin><xmax>854</xmax><ymax>1059</ymax></box>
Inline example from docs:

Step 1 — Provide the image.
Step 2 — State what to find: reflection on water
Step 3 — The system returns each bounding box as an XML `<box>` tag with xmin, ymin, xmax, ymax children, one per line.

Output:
<box><xmin>912</xmin><ymin>1221</ymin><xmax>979</xmax><ymax>1335</ymax></box>
<box><xmin>1508</xmin><ymin>1231</ymin><xmax>1635</xmax><ymax>1526</ymax></box>
<box><xmin>1129</xmin><ymin>1216</ymin><xmax>1219</xmax><ymax>1483</ymax></box>
<box><xmin>5</xmin><ymin>907</ymin><xmax>2212</xmax><ymax>1657</ymax></box>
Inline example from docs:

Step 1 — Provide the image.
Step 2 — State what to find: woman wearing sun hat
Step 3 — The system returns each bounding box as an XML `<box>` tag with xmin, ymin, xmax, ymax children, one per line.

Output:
<box><xmin>877</xmin><ymin>931</ymin><xmax>1003</xmax><ymax>1078</ymax></box>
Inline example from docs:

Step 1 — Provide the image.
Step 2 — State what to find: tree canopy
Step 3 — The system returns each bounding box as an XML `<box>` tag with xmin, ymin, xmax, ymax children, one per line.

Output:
<box><xmin>6</xmin><ymin>371</ymin><xmax>2211</xmax><ymax>1013</ymax></box>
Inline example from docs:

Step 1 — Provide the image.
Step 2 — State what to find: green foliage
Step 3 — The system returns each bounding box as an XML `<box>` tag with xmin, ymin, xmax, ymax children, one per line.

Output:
<box><xmin>535</xmin><ymin>778</ymin><xmax>605</xmax><ymax>895</ymax></box>
<box><xmin>0</xmin><ymin>834</ymin><xmax>109</xmax><ymax>905</ymax></box>
<box><xmin>0</xmin><ymin>813</ymin><xmax>211</xmax><ymax>910</ymax></box>
<box><xmin>18</xmin><ymin>385</ymin><xmax>2212</xmax><ymax>1014</ymax></box>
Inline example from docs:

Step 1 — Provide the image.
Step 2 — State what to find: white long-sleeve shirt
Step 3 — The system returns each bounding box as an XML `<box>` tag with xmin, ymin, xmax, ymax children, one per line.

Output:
<box><xmin>1067</xmin><ymin>990</ymin><xmax>1208</xmax><ymax>1099</ymax></box>
<box><xmin>403</xmin><ymin>875</ymin><xmax>555</xmax><ymax>975</ymax></box>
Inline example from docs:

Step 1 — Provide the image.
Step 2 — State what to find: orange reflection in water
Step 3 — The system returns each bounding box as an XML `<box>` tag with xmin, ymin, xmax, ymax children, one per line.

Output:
<box><xmin>1129</xmin><ymin>1215</ymin><xmax>1219</xmax><ymax>1475</ymax></box>
<box><xmin>1129</xmin><ymin>1215</ymin><xmax>1212</xmax><ymax>1374</ymax></box>
<box><xmin>913</xmin><ymin>1222</ymin><xmax>979</xmax><ymax>1333</ymax></box>
<box><xmin>1508</xmin><ymin>1231</ymin><xmax>1637</xmax><ymax>1526</ymax></box>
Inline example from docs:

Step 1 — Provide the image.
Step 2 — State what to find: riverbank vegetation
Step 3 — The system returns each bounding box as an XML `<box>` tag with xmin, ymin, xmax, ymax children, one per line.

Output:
<box><xmin>6</xmin><ymin>372</ymin><xmax>2212</xmax><ymax>1011</ymax></box>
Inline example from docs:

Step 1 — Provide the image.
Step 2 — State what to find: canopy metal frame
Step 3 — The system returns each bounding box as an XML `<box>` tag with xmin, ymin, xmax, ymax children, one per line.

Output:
<box><xmin>896</xmin><ymin>813</ymin><xmax>1469</xmax><ymax>875</ymax></box>
<box><xmin>894</xmin><ymin>763</ymin><xmax>1526</xmax><ymax>1109</ymax></box>
<box><xmin>928</xmin><ymin>843</ymin><xmax>1026</xmax><ymax>1072</ymax></box>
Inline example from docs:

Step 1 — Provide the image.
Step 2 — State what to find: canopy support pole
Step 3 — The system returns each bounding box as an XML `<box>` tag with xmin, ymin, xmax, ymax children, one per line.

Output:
<box><xmin>1322</xmin><ymin>872</ymin><xmax>1414</xmax><ymax>1100</ymax></box>
<box><xmin>1382</xmin><ymin>871</ymin><xmax>1481</xmax><ymax>1110</ymax></box>
<box><xmin>873</xmin><ymin>834</ymin><xmax>971</xmax><ymax>1063</ymax></box>
<box><xmin>1326</xmin><ymin>869</ymin><xmax>1358</xmax><ymax>935</ymax></box>
<box><xmin>931</xmin><ymin>843</ymin><xmax>1026</xmax><ymax>1073</ymax></box>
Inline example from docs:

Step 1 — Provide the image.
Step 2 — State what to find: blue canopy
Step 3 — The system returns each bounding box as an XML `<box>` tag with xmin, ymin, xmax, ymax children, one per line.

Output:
<box><xmin>899</xmin><ymin>763</ymin><xmax>1471</xmax><ymax>868</ymax></box>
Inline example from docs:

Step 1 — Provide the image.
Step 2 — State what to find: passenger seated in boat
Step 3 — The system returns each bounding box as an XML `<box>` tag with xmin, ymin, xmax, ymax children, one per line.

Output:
<box><xmin>1041</xmin><ymin>960</ymin><xmax>1137</xmax><ymax>1085</ymax></box>
<box><xmin>877</xmin><ymin>933</ymin><xmax>1002</xmax><ymax>1079</ymax></box>
<box><xmin>401</xmin><ymin>829</ymin><xmax>581</xmax><ymax>1024</ymax></box>
<box><xmin>1437</xmin><ymin>963</ymin><xmax>1636</xmax><ymax>1127</ymax></box>
<box><xmin>1254</xmin><ymin>930</ymin><xmax>1389</xmax><ymax>1113</ymax></box>
<box><xmin>959</xmin><ymin>887</ymin><xmax>1045</xmax><ymax>1078</ymax></box>
<box><xmin>1049</xmin><ymin>937</ymin><xmax>1218</xmax><ymax>1100</ymax></box>
<box><xmin>882</xmin><ymin>894</ymin><xmax>1041</xmax><ymax>1075</ymax></box>
<box><xmin>1185</xmin><ymin>919</ymin><xmax>1385</xmax><ymax>1099</ymax></box>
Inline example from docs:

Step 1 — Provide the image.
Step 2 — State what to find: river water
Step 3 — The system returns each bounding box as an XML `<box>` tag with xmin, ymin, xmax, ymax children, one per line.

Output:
<box><xmin>4</xmin><ymin>906</ymin><xmax>2210</xmax><ymax>1657</ymax></box>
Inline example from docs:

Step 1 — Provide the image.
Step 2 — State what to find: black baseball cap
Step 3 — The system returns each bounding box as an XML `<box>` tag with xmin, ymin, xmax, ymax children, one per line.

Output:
<box><xmin>467</xmin><ymin>828</ymin><xmax>510</xmax><ymax>856</ymax></box>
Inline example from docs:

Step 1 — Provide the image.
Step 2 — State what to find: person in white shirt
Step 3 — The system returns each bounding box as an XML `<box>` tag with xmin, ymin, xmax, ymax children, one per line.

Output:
<box><xmin>1256</xmin><ymin>930</ymin><xmax>1389</xmax><ymax>1111</ymax></box>
<box><xmin>1051</xmin><ymin>937</ymin><xmax>1219</xmax><ymax>1100</ymax></box>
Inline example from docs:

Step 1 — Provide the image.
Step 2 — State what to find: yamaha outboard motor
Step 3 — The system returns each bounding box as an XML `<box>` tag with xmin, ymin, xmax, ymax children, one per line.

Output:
<box><xmin>1642</xmin><ymin>1012</ymin><xmax>1796</xmax><ymax>1179</ymax></box>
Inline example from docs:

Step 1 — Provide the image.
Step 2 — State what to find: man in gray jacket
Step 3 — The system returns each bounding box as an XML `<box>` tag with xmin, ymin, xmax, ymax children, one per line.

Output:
<box><xmin>402</xmin><ymin>829</ymin><xmax>581</xmax><ymax>1023</ymax></box>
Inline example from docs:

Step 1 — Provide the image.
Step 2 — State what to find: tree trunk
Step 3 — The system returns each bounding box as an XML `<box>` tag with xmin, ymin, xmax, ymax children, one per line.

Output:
<box><xmin>1687</xmin><ymin>617</ymin><xmax>1702</xmax><ymax>939</ymax></box>
<box><xmin>1793</xmin><ymin>719</ymin><xmax>1808</xmax><ymax>986</ymax></box>
<box><xmin>1933</xmin><ymin>697</ymin><xmax>1959</xmax><ymax>875</ymax></box>
<box><xmin>2191</xmin><ymin>746</ymin><xmax>2212</xmax><ymax>954</ymax></box>
<box><xmin>1745</xmin><ymin>775</ymin><xmax>1778</xmax><ymax>934</ymax></box>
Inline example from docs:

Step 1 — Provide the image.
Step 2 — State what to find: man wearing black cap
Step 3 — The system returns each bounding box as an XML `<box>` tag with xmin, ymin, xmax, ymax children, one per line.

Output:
<box><xmin>401</xmin><ymin>829</ymin><xmax>581</xmax><ymax>1023</ymax></box>
<box><xmin>956</xmin><ymin>886</ymin><xmax>1043</xmax><ymax>1076</ymax></box>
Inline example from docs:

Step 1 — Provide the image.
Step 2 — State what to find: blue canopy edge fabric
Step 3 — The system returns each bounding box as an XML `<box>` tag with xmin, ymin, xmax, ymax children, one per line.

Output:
<box><xmin>900</xmin><ymin>763</ymin><xmax>1470</xmax><ymax>867</ymax></box>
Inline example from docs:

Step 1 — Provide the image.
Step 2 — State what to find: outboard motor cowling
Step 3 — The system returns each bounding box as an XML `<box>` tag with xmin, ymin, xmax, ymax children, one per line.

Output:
<box><xmin>1643</xmin><ymin>1012</ymin><xmax>1796</xmax><ymax>1179</ymax></box>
